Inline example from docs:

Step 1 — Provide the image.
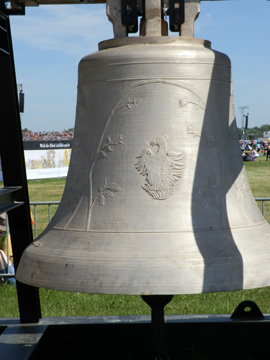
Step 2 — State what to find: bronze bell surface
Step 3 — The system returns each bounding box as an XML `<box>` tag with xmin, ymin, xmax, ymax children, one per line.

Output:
<box><xmin>16</xmin><ymin>0</ymin><xmax>270</xmax><ymax>296</ymax></box>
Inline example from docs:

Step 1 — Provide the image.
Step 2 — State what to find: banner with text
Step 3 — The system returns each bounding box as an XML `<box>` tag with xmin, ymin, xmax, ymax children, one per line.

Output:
<box><xmin>0</xmin><ymin>141</ymin><xmax>72</xmax><ymax>181</ymax></box>
<box><xmin>24</xmin><ymin>148</ymin><xmax>72</xmax><ymax>180</ymax></box>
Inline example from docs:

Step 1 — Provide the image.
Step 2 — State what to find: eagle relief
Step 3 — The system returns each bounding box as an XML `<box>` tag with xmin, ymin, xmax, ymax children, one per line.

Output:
<box><xmin>135</xmin><ymin>134</ymin><xmax>185</xmax><ymax>200</ymax></box>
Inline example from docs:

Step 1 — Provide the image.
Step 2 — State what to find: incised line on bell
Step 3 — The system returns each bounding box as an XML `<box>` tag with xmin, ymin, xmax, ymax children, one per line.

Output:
<box><xmin>135</xmin><ymin>134</ymin><xmax>185</xmax><ymax>200</ymax></box>
<box><xmin>181</xmin><ymin>95</ymin><xmax>229</xmax><ymax>229</ymax></box>
<box><xmin>90</xmin><ymin>135</ymin><xmax>124</xmax><ymax>208</ymax></box>
<box><xmin>68</xmin><ymin>80</ymin><xmax>230</xmax><ymax>230</ymax></box>
<box><xmin>75</xmin><ymin>94</ymin><xmax>139</xmax><ymax>231</ymax></box>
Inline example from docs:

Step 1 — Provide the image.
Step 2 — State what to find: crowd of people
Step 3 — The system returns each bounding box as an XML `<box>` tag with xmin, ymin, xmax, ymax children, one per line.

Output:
<box><xmin>22</xmin><ymin>130</ymin><xmax>74</xmax><ymax>142</ymax></box>
<box><xmin>240</xmin><ymin>139</ymin><xmax>270</xmax><ymax>162</ymax></box>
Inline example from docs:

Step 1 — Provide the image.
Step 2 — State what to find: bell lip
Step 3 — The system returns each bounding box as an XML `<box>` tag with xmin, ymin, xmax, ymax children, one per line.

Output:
<box><xmin>98</xmin><ymin>36</ymin><xmax>211</xmax><ymax>51</ymax></box>
<box><xmin>16</xmin><ymin>222</ymin><xmax>270</xmax><ymax>295</ymax></box>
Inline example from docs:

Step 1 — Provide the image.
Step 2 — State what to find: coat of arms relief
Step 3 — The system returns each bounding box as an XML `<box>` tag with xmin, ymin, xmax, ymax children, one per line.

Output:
<box><xmin>135</xmin><ymin>134</ymin><xmax>185</xmax><ymax>200</ymax></box>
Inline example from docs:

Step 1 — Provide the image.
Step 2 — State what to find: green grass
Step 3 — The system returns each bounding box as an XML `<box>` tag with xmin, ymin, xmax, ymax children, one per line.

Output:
<box><xmin>28</xmin><ymin>178</ymin><xmax>65</xmax><ymax>236</ymax></box>
<box><xmin>243</xmin><ymin>156</ymin><xmax>270</xmax><ymax>197</ymax></box>
<box><xmin>2</xmin><ymin>156</ymin><xmax>270</xmax><ymax>318</ymax></box>
<box><xmin>243</xmin><ymin>156</ymin><xmax>270</xmax><ymax>222</ymax></box>
<box><xmin>2</xmin><ymin>285</ymin><xmax>270</xmax><ymax>318</ymax></box>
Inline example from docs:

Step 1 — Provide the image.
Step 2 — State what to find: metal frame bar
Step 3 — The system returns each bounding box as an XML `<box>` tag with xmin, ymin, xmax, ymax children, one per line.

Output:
<box><xmin>9</xmin><ymin>0</ymin><xmax>229</xmax><ymax>6</ymax></box>
<box><xmin>0</xmin><ymin>8</ymin><xmax>41</xmax><ymax>323</ymax></box>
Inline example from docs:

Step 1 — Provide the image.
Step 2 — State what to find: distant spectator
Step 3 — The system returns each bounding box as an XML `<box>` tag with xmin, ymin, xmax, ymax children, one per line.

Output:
<box><xmin>0</xmin><ymin>214</ymin><xmax>13</xmax><ymax>263</ymax></box>
<box><xmin>0</xmin><ymin>214</ymin><xmax>15</xmax><ymax>285</ymax></box>
<box><xmin>22</xmin><ymin>130</ymin><xmax>74</xmax><ymax>142</ymax></box>
<box><xmin>0</xmin><ymin>250</ymin><xmax>15</xmax><ymax>285</ymax></box>
<box><xmin>266</xmin><ymin>144</ymin><xmax>270</xmax><ymax>161</ymax></box>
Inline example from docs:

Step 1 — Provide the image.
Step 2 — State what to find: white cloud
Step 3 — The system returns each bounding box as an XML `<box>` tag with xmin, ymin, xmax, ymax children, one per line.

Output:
<box><xmin>11</xmin><ymin>4</ymin><xmax>113</xmax><ymax>56</ymax></box>
<box><xmin>10</xmin><ymin>4</ymin><xmax>116</xmax><ymax>131</ymax></box>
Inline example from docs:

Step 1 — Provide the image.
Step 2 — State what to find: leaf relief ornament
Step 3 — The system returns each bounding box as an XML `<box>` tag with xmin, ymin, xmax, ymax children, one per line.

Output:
<box><xmin>96</xmin><ymin>178</ymin><xmax>122</xmax><ymax>207</ymax></box>
<box><xmin>98</xmin><ymin>135</ymin><xmax>124</xmax><ymax>159</ymax></box>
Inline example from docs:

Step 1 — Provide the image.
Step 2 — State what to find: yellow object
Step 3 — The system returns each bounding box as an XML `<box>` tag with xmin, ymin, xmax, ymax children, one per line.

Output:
<box><xmin>0</xmin><ymin>232</ymin><xmax>13</xmax><ymax>262</ymax></box>
<box><xmin>30</xmin><ymin>211</ymin><xmax>35</xmax><ymax>225</ymax></box>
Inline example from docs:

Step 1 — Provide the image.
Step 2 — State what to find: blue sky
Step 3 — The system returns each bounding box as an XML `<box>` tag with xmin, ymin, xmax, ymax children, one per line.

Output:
<box><xmin>9</xmin><ymin>0</ymin><xmax>270</xmax><ymax>132</ymax></box>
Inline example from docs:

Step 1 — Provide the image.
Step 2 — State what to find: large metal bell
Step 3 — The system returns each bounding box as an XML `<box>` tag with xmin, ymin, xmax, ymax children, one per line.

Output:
<box><xmin>16</xmin><ymin>34</ymin><xmax>270</xmax><ymax>295</ymax></box>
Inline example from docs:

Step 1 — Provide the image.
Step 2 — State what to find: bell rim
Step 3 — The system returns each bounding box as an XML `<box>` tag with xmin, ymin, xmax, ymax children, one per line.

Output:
<box><xmin>16</xmin><ymin>222</ymin><xmax>270</xmax><ymax>295</ymax></box>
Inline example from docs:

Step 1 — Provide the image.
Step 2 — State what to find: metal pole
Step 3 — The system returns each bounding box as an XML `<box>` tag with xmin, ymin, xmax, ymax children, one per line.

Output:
<box><xmin>142</xmin><ymin>295</ymin><xmax>174</xmax><ymax>359</ymax></box>
<box><xmin>238</xmin><ymin>106</ymin><xmax>249</xmax><ymax>140</ymax></box>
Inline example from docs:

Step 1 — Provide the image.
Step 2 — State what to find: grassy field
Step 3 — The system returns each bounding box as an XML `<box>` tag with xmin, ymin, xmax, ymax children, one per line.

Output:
<box><xmin>28</xmin><ymin>178</ymin><xmax>66</xmax><ymax>236</ymax></box>
<box><xmin>243</xmin><ymin>157</ymin><xmax>270</xmax><ymax>222</ymax></box>
<box><xmin>1</xmin><ymin>156</ymin><xmax>270</xmax><ymax>318</ymax></box>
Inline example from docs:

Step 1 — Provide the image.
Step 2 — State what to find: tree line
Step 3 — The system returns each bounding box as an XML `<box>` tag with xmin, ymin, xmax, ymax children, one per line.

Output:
<box><xmin>238</xmin><ymin>124</ymin><xmax>270</xmax><ymax>140</ymax></box>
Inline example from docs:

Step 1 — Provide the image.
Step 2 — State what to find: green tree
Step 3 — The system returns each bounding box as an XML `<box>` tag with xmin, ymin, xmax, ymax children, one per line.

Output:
<box><xmin>260</xmin><ymin>124</ymin><xmax>270</xmax><ymax>133</ymax></box>
<box><xmin>22</xmin><ymin>128</ymin><xmax>32</xmax><ymax>134</ymax></box>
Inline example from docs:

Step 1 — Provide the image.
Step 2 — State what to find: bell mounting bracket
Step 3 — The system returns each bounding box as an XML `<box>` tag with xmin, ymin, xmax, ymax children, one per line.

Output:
<box><xmin>169</xmin><ymin>0</ymin><xmax>185</xmax><ymax>32</ymax></box>
<box><xmin>121</xmin><ymin>0</ymin><xmax>139</xmax><ymax>33</ymax></box>
<box><xmin>108</xmin><ymin>0</ymin><xmax>201</xmax><ymax>38</ymax></box>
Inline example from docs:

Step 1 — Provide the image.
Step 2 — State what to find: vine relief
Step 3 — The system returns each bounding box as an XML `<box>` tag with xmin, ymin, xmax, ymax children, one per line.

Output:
<box><xmin>194</xmin><ymin>174</ymin><xmax>226</xmax><ymax>228</ymax></box>
<box><xmin>195</xmin><ymin>174</ymin><xmax>219</xmax><ymax>208</ymax></box>
<box><xmin>98</xmin><ymin>135</ymin><xmax>124</xmax><ymax>160</ymax></box>
<box><xmin>135</xmin><ymin>134</ymin><xmax>185</xmax><ymax>200</ymax></box>
<box><xmin>96</xmin><ymin>178</ymin><xmax>122</xmax><ymax>206</ymax></box>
